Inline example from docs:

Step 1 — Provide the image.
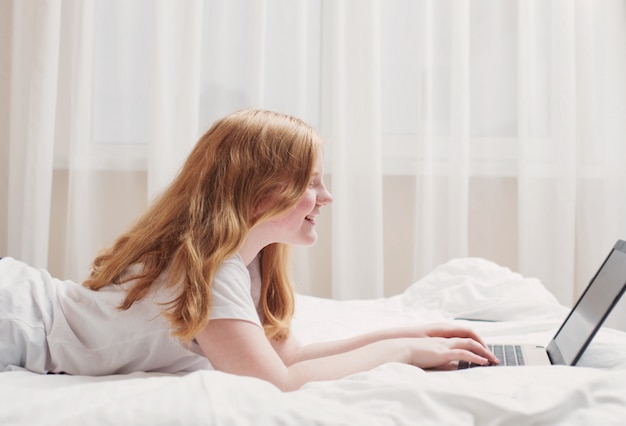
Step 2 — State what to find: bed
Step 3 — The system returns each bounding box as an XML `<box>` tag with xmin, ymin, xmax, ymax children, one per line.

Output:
<box><xmin>2</xmin><ymin>257</ymin><xmax>626</xmax><ymax>425</ymax></box>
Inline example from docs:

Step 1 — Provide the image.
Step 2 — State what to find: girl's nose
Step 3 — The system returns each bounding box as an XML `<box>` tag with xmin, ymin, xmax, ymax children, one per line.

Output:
<box><xmin>318</xmin><ymin>187</ymin><xmax>333</xmax><ymax>206</ymax></box>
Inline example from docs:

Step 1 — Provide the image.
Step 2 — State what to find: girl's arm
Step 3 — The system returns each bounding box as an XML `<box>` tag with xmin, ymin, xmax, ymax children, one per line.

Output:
<box><xmin>273</xmin><ymin>322</ymin><xmax>492</xmax><ymax>365</ymax></box>
<box><xmin>195</xmin><ymin>320</ymin><xmax>497</xmax><ymax>392</ymax></box>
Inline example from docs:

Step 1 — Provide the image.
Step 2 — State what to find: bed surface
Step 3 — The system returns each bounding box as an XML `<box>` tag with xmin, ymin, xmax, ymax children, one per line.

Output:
<box><xmin>2</xmin><ymin>258</ymin><xmax>626</xmax><ymax>425</ymax></box>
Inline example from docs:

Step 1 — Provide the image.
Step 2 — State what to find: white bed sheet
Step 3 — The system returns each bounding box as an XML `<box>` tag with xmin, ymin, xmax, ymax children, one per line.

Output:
<box><xmin>2</xmin><ymin>258</ymin><xmax>626</xmax><ymax>425</ymax></box>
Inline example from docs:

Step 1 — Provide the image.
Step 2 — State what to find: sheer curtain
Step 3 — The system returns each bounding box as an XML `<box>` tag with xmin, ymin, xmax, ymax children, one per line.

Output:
<box><xmin>2</xmin><ymin>0</ymin><xmax>625</xmax><ymax>328</ymax></box>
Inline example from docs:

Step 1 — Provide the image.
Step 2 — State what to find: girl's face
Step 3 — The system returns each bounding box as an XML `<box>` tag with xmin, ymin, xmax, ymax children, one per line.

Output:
<box><xmin>268</xmin><ymin>155</ymin><xmax>333</xmax><ymax>247</ymax></box>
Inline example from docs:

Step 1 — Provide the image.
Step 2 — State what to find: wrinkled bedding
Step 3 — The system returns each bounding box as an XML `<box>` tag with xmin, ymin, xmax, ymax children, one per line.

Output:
<box><xmin>2</xmin><ymin>258</ymin><xmax>626</xmax><ymax>425</ymax></box>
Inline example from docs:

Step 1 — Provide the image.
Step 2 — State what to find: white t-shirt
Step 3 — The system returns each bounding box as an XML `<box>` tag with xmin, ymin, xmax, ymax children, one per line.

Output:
<box><xmin>0</xmin><ymin>255</ymin><xmax>262</xmax><ymax>375</ymax></box>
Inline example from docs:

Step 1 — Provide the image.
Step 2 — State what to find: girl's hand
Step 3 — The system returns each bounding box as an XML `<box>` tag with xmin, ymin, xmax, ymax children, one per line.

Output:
<box><xmin>412</xmin><ymin>322</ymin><xmax>500</xmax><ymax>367</ymax></box>
<box><xmin>405</xmin><ymin>336</ymin><xmax>499</xmax><ymax>369</ymax></box>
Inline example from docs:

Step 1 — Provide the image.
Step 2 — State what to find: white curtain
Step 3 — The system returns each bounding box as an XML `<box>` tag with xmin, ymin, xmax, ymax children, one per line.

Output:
<box><xmin>2</xmin><ymin>0</ymin><xmax>626</xmax><ymax>328</ymax></box>
<box><xmin>6</xmin><ymin>0</ymin><xmax>62</xmax><ymax>269</ymax></box>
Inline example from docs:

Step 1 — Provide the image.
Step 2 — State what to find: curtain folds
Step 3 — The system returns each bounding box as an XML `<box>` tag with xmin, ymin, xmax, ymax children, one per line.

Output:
<box><xmin>62</xmin><ymin>0</ymin><xmax>96</xmax><ymax>280</ymax></box>
<box><xmin>2</xmin><ymin>1</ymin><xmax>626</xmax><ymax>330</ymax></box>
<box><xmin>149</xmin><ymin>0</ymin><xmax>204</xmax><ymax>198</ymax></box>
<box><xmin>7</xmin><ymin>0</ymin><xmax>61</xmax><ymax>268</ymax></box>
<box><xmin>327</xmin><ymin>0</ymin><xmax>384</xmax><ymax>299</ymax></box>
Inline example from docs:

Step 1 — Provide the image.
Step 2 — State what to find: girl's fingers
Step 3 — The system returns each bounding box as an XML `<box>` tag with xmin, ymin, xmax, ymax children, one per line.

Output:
<box><xmin>427</xmin><ymin>325</ymin><xmax>490</xmax><ymax>349</ymax></box>
<box><xmin>448</xmin><ymin>337</ymin><xmax>499</xmax><ymax>364</ymax></box>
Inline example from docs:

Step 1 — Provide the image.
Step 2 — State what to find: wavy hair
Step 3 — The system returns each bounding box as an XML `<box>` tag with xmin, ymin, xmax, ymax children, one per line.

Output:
<box><xmin>83</xmin><ymin>109</ymin><xmax>320</xmax><ymax>342</ymax></box>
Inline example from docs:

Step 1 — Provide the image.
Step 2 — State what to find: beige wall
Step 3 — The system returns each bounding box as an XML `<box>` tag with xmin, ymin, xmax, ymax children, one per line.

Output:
<box><xmin>382</xmin><ymin>176</ymin><xmax>519</xmax><ymax>297</ymax></box>
<box><xmin>43</xmin><ymin>172</ymin><xmax>519</xmax><ymax>299</ymax></box>
<box><xmin>300</xmin><ymin>175</ymin><xmax>519</xmax><ymax>299</ymax></box>
<box><xmin>47</xmin><ymin>169</ymin><xmax>148</xmax><ymax>278</ymax></box>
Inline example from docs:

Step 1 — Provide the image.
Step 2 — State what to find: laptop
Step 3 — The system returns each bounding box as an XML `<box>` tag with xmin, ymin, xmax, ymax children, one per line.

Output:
<box><xmin>458</xmin><ymin>239</ymin><xmax>626</xmax><ymax>369</ymax></box>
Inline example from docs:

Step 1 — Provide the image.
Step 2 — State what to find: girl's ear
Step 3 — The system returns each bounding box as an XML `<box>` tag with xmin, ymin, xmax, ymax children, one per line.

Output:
<box><xmin>252</xmin><ymin>183</ymin><xmax>289</xmax><ymax>220</ymax></box>
<box><xmin>252</xmin><ymin>189</ymin><xmax>280</xmax><ymax>223</ymax></box>
<box><xmin>253</xmin><ymin>198</ymin><xmax>271</xmax><ymax>221</ymax></box>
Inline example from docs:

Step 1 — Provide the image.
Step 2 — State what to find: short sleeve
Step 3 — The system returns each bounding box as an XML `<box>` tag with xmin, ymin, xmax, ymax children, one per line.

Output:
<box><xmin>209</xmin><ymin>255</ymin><xmax>262</xmax><ymax>328</ymax></box>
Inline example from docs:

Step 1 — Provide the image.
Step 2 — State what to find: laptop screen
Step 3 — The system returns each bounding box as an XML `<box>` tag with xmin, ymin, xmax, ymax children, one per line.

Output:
<box><xmin>548</xmin><ymin>241</ymin><xmax>626</xmax><ymax>365</ymax></box>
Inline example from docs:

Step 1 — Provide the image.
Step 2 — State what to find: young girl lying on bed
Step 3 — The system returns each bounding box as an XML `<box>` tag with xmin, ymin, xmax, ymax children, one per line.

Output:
<box><xmin>0</xmin><ymin>109</ymin><xmax>498</xmax><ymax>391</ymax></box>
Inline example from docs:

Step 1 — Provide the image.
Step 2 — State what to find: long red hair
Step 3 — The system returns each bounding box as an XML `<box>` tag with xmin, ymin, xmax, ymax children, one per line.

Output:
<box><xmin>83</xmin><ymin>109</ymin><xmax>319</xmax><ymax>342</ymax></box>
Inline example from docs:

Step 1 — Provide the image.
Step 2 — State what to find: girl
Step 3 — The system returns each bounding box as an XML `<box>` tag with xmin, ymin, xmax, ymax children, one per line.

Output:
<box><xmin>0</xmin><ymin>109</ymin><xmax>497</xmax><ymax>390</ymax></box>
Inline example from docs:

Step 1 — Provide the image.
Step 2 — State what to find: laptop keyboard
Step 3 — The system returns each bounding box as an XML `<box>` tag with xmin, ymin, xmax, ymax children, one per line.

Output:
<box><xmin>458</xmin><ymin>344</ymin><xmax>525</xmax><ymax>369</ymax></box>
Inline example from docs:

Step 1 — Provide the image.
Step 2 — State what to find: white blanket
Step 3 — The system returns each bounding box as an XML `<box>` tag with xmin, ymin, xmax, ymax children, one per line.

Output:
<box><xmin>2</xmin><ymin>258</ymin><xmax>626</xmax><ymax>425</ymax></box>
